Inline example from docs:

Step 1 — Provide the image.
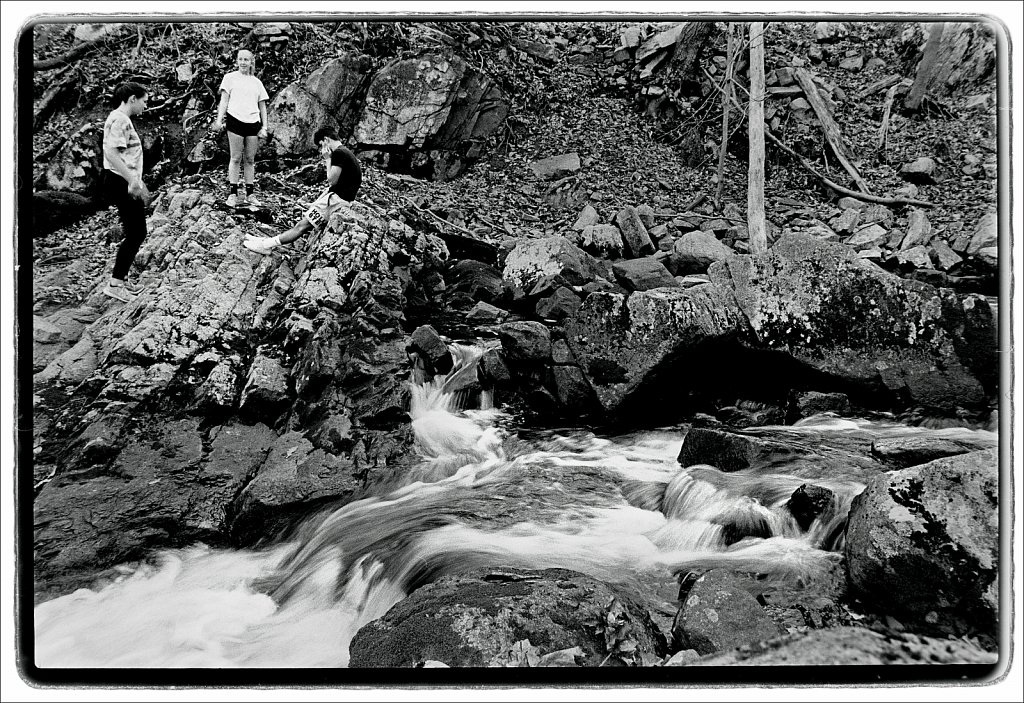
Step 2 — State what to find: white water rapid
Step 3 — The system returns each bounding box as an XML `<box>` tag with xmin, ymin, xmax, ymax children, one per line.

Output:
<box><xmin>33</xmin><ymin>346</ymin><xmax>997</xmax><ymax>668</ymax></box>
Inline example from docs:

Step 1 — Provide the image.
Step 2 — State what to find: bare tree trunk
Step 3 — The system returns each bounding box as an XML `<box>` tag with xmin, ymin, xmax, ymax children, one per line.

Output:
<box><xmin>747</xmin><ymin>22</ymin><xmax>767</xmax><ymax>254</ymax></box>
<box><xmin>714</xmin><ymin>23</ymin><xmax>736</xmax><ymax>212</ymax></box>
<box><xmin>876</xmin><ymin>83</ymin><xmax>901</xmax><ymax>159</ymax></box>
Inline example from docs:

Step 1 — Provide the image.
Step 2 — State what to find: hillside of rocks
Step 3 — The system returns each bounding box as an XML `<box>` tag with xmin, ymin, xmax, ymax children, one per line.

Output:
<box><xmin>29</xmin><ymin>19</ymin><xmax>1001</xmax><ymax>667</ymax></box>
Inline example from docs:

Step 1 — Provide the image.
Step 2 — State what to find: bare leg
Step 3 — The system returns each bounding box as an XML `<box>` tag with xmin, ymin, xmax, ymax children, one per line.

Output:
<box><xmin>227</xmin><ymin>131</ymin><xmax>244</xmax><ymax>184</ymax></box>
<box><xmin>242</xmin><ymin>135</ymin><xmax>258</xmax><ymax>185</ymax></box>
<box><xmin>278</xmin><ymin>219</ymin><xmax>314</xmax><ymax>245</ymax></box>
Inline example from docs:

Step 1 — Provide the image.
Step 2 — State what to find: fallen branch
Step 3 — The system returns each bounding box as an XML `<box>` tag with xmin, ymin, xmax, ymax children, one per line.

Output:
<box><xmin>857</xmin><ymin>74</ymin><xmax>901</xmax><ymax>100</ymax></box>
<box><xmin>709</xmin><ymin>71</ymin><xmax>935</xmax><ymax>208</ymax></box>
<box><xmin>792</xmin><ymin>67</ymin><xmax>872</xmax><ymax>194</ymax></box>
<box><xmin>34</xmin><ymin>37</ymin><xmax>105</xmax><ymax>71</ymax></box>
<box><xmin>400</xmin><ymin>195</ymin><xmax>474</xmax><ymax>235</ymax></box>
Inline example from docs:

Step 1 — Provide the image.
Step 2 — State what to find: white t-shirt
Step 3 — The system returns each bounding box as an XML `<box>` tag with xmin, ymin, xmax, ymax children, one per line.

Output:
<box><xmin>218</xmin><ymin>71</ymin><xmax>270</xmax><ymax>123</ymax></box>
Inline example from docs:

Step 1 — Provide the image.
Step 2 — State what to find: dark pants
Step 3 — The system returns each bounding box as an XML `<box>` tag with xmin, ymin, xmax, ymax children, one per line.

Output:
<box><xmin>101</xmin><ymin>170</ymin><xmax>148</xmax><ymax>280</ymax></box>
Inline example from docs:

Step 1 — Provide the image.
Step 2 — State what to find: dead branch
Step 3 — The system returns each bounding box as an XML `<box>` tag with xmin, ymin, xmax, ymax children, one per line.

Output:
<box><xmin>714</xmin><ymin>23</ymin><xmax>736</xmax><ymax>212</ymax></box>
<box><xmin>792</xmin><ymin>68</ymin><xmax>872</xmax><ymax>195</ymax></box>
<box><xmin>34</xmin><ymin>36</ymin><xmax>107</xmax><ymax>71</ymax></box>
<box><xmin>709</xmin><ymin>71</ymin><xmax>935</xmax><ymax>208</ymax></box>
<box><xmin>857</xmin><ymin>74</ymin><xmax>901</xmax><ymax>100</ymax></box>
<box><xmin>401</xmin><ymin>195</ymin><xmax>474</xmax><ymax>235</ymax></box>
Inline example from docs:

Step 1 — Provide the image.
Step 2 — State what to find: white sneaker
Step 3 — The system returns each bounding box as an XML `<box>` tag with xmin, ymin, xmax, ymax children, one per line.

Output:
<box><xmin>226</xmin><ymin>193</ymin><xmax>238</xmax><ymax>207</ymax></box>
<box><xmin>102</xmin><ymin>282</ymin><xmax>136</xmax><ymax>302</ymax></box>
<box><xmin>243</xmin><ymin>236</ymin><xmax>276</xmax><ymax>255</ymax></box>
<box><xmin>246</xmin><ymin>193</ymin><xmax>262</xmax><ymax>208</ymax></box>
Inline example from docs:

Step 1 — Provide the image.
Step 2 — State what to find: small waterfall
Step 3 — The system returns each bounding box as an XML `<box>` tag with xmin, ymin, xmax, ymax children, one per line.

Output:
<box><xmin>33</xmin><ymin>344</ymin><xmax>998</xmax><ymax>667</ymax></box>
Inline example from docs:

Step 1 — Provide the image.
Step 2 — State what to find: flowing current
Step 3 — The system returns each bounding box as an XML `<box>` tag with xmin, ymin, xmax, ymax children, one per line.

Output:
<box><xmin>34</xmin><ymin>345</ymin><xmax>996</xmax><ymax>668</ymax></box>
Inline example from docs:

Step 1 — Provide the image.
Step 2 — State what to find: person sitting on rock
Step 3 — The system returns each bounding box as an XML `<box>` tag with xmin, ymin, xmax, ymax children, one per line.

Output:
<box><xmin>242</xmin><ymin>127</ymin><xmax>361</xmax><ymax>255</ymax></box>
<box><xmin>213</xmin><ymin>48</ymin><xmax>269</xmax><ymax>208</ymax></box>
<box><xmin>101</xmin><ymin>81</ymin><xmax>151</xmax><ymax>302</ymax></box>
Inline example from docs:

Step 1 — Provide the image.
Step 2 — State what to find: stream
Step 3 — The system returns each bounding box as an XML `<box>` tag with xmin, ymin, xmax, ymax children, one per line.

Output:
<box><xmin>33</xmin><ymin>346</ymin><xmax>997</xmax><ymax>668</ymax></box>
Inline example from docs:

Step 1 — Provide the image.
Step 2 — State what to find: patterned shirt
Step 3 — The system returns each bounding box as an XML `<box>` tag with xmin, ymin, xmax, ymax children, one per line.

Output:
<box><xmin>102</xmin><ymin>109</ymin><xmax>143</xmax><ymax>179</ymax></box>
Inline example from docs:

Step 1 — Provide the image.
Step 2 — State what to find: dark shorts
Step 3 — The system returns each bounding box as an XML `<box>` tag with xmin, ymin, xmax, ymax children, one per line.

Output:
<box><xmin>226</xmin><ymin>113</ymin><xmax>262</xmax><ymax>137</ymax></box>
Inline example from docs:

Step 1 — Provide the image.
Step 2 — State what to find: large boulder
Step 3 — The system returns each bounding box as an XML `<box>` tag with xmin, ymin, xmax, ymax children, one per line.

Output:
<box><xmin>501</xmin><ymin>236</ymin><xmax>607</xmax><ymax>294</ymax></box>
<box><xmin>354</xmin><ymin>53</ymin><xmax>508</xmax><ymax>180</ymax></box>
<box><xmin>611</xmin><ymin>257</ymin><xmax>678</xmax><ymax>292</ymax></box>
<box><xmin>709</xmin><ymin>232</ymin><xmax>995</xmax><ymax>412</ymax></box>
<box><xmin>669</xmin><ymin>231</ymin><xmax>735</xmax><ymax>275</ymax></box>
<box><xmin>39</xmin><ymin>121</ymin><xmax>104</xmax><ymax>195</ymax></box>
<box><xmin>304</xmin><ymin>54</ymin><xmax>374</xmax><ymax>132</ymax></box>
<box><xmin>348</xmin><ymin>568</ymin><xmax>668</xmax><ymax>667</ymax></box>
<box><xmin>564</xmin><ymin>283</ymin><xmax>744</xmax><ymax>414</ymax></box>
<box><xmin>267</xmin><ymin>82</ymin><xmax>339</xmax><ymax>156</ymax></box>
<box><xmin>845</xmin><ymin>449</ymin><xmax>998</xmax><ymax>640</ymax></box>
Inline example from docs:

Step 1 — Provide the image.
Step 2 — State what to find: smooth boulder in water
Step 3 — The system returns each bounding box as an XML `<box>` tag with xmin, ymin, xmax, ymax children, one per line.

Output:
<box><xmin>844</xmin><ymin>448</ymin><xmax>998</xmax><ymax>642</ymax></box>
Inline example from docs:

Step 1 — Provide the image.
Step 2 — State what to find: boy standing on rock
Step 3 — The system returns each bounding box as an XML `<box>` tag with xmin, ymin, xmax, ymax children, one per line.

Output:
<box><xmin>242</xmin><ymin>127</ymin><xmax>361</xmax><ymax>255</ymax></box>
<box><xmin>101</xmin><ymin>81</ymin><xmax>151</xmax><ymax>302</ymax></box>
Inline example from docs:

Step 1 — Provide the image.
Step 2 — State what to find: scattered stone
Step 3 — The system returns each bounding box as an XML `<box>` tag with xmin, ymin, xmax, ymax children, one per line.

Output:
<box><xmin>894</xmin><ymin>245</ymin><xmax>932</xmax><ymax>269</ymax></box>
<box><xmin>793</xmin><ymin>390</ymin><xmax>852</xmax><ymax>417</ymax></box>
<box><xmin>551</xmin><ymin>339</ymin><xmax>574</xmax><ymax>365</ymax></box>
<box><xmin>790</xmin><ymin>97</ymin><xmax>811</xmax><ymax>111</ymax></box>
<box><xmin>899</xmin><ymin>209</ymin><xmax>932</xmax><ymax>250</ymax></box>
<box><xmin>535</xmin><ymin>286</ymin><xmax>582</xmax><ymax>321</ymax></box>
<box><xmin>636</xmin><ymin>204</ymin><xmax>657</xmax><ymax>230</ymax></box>
<box><xmin>611</xmin><ymin>257</ymin><xmax>678</xmax><ymax>292</ymax></box>
<box><xmin>966</xmin><ymin>212</ymin><xmax>997</xmax><ymax>255</ymax></box>
<box><xmin>552</xmin><ymin>365</ymin><xmax>596</xmax><ymax>411</ymax></box>
<box><xmin>829</xmin><ymin>208</ymin><xmax>861</xmax><ymax>234</ymax></box>
<box><xmin>839</xmin><ymin>54</ymin><xmax>864</xmax><ymax>71</ymax></box>
<box><xmin>865</xmin><ymin>56</ymin><xmax>887</xmax><ymax>70</ymax></box>
<box><xmin>860</xmin><ymin>204</ymin><xmax>894</xmax><ymax>228</ymax></box>
<box><xmin>498</xmin><ymin>321</ymin><xmax>552</xmax><ymax>362</ymax></box>
<box><xmin>670</xmin><ymin>231</ymin><xmax>735</xmax><ymax>275</ymax></box>
<box><xmin>465</xmin><ymin>301</ymin><xmax>509</xmax><ymax>324</ymax></box>
<box><xmin>895</xmin><ymin>183</ymin><xmax>919</xmax><ymax>199</ymax></box>
<box><xmin>676</xmin><ymin>275</ymin><xmax>710</xmax><ymax>288</ymax></box>
<box><xmin>614</xmin><ymin>206</ymin><xmax>656</xmax><ymax>257</ymax></box>
<box><xmin>846</xmin><ymin>449</ymin><xmax>998</xmax><ymax>641</ymax></box>
<box><xmin>529</xmin><ymin>152</ymin><xmax>582</xmax><ymax>180</ymax></box>
<box><xmin>574</xmin><ymin>224</ymin><xmax>624</xmax><ymax>258</ymax></box>
<box><xmin>837</xmin><ymin>196</ymin><xmax>867</xmax><ymax>210</ymax></box>
<box><xmin>814</xmin><ymin>22</ymin><xmax>850</xmax><ymax>43</ymax></box>
<box><xmin>929</xmin><ymin>239</ymin><xmax>963</xmax><ymax>271</ymax></box>
<box><xmin>502</xmin><ymin>236</ymin><xmax>607</xmax><ymax>294</ymax></box>
<box><xmin>845</xmin><ymin>223</ymin><xmax>887</xmax><ymax>249</ymax></box>
<box><xmin>786</xmin><ymin>484</ymin><xmax>835</xmax><ymax>530</ymax></box>
<box><xmin>900</xmin><ymin>157</ymin><xmax>938</xmax><ymax>184</ymax></box>
<box><xmin>673</xmin><ymin>570</ymin><xmax>781</xmax><ymax>655</ymax></box>
<box><xmin>572</xmin><ymin>203</ymin><xmax>601</xmax><ymax>230</ymax></box>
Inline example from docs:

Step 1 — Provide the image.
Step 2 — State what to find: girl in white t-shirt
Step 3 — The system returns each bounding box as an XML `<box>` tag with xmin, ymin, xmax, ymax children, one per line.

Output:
<box><xmin>214</xmin><ymin>49</ymin><xmax>270</xmax><ymax>207</ymax></box>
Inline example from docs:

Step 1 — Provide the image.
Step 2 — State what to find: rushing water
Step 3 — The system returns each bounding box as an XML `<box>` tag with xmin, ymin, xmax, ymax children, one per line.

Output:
<box><xmin>33</xmin><ymin>345</ymin><xmax>997</xmax><ymax>668</ymax></box>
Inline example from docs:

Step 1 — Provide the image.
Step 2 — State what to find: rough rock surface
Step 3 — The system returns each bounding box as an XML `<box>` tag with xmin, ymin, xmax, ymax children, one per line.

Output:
<box><xmin>691</xmin><ymin>626</ymin><xmax>996</xmax><ymax>665</ymax></box>
<box><xmin>673</xmin><ymin>570</ymin><xmax>781</xmax><ymax>655</ymax></box>
<box><xmin>845</xmin><ymin>449</ymin><xmax>998</xmax><ymax>641</ymax></box>
<box><xmin>348</xmin><ymin>568</ymin><xmax>667</xmax><ymax>667</ymax></box>
<box><xmin>502</xmin><ymin>236</ymin><xmax>607</xmax><ymax>294</ymax></box>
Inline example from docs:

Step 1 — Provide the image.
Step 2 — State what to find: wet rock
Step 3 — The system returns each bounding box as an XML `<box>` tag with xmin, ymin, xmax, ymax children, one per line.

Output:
<box><xmin>409</xmin><ymin>325</ymin><xmax>454</xmax><ymax>375</ymax></box>
<box><xmin>692</xmin><ymin>627</ymin><xmax>995</xmax><ymax>665</ymax></box>
<box><xmin>465</xmin><ymin>301</ymin><xmax>509</xmax><ymax>325</ymax></box>
<box><xmin>786</xmin><ymin>484</ymin><xmax>835</xmax><ymax>530</ymax></box>
<box><xmin>349</xmin><ymin>568</ymin><xmax>667</xmax><ymax>667</ymax></box>
<box><xmin>869</xmin><ymin>435</ymin><xmax>991</xmax><ymax>468</ymax></box>
<box><xmin>529</xmin><ymin>152</ymin><xmax>581</xmax><ymax>180</ymax></box>
<box><xmin>900</xmin><ymin>157</ymin><xmax>938</xmax><ymax>184</ymax></box>
<box><xmin>611</xmin><ymin>257</ymin><xmax>678</xmax><ymax>292</ymax></box>
<box><xmin>552</xmin><ymin>365</ymin><xmax>597</xmax><ymax>413</ymax></box>
<box><xmin>479</xmin><ymin>348</ymin><xmax>512</xmax><ymax>386</ymax></box>
<box><xmin>572</xmin><ymin>203</ymin><xmax>601</xmax><ymax>230</ymax></box>
<box><xmin>535</xmin><ymin>286</ymin><xmax>582</xmax><ymax>322</ymax></box>
<box><xmin>669</xmin><ymin>231</ymin><xmax>734</xmax><ymax>275</ymax></box>
<box><xmin>792</xmin><ymin>390</ymin><xmax>851</xmax><ymax>417</ymax></box>
<box><xmin>673</xmin><ymin>570</ymin><xmax>781</xmax><ymax>655</ymax></box>
<box><xmin>498</xmin><ymin>321</ymin><xmax>552</xmax><ymax>362</ymax></box>
<box><xmin>572</xmin><ymin>224</ymin><xmax>624</xmax><ymax>259</ymax></box>
<box><xmin>677</xmin><ymin>427</ymin><xmax>814</xmax><ymax>472</ymax></box>
<box><xmin>502</xmin><ymin>236</ymin><xmax>606</xmax><ymax>294</ymax></box>
<box><xmin>239</xmin><ymin>353</ymin><xmax>290</xmax><ymax>422</ymax></box>
<box><xmin>448</xmin><ymin>260</ymin><xmax>505</xmax><ymax>304</ymax></box>
<box><xmin>614</xmin><ymin>206</ymin><xmax>655</xmax><ymax>258</ymax></box>
<box><xmin>229</xmin><ymin>431</ymin><xmax>362</xmax><ymax>543</ymax></box>
<box><xmin>845</xmin><ymin>449</ymin><xmax>998</xmax><ymax>641</ymax></box>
